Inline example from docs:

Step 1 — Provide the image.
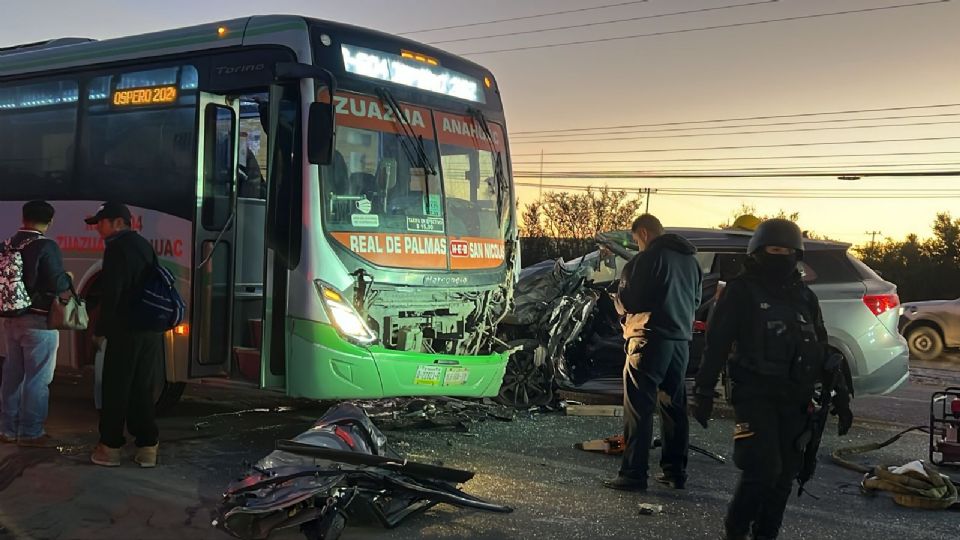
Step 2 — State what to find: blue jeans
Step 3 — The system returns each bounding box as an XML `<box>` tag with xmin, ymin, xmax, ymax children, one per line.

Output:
<box><xmin>1</xmin><ymin>314</ymin><xmax>59</xmax><ymax>439</ymax></box>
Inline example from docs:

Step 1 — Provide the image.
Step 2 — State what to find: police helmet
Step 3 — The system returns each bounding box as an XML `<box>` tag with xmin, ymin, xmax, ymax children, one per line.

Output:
<box><xmin>747</xmin><ymin>219</ymin><xmax>804</xmax><ymax>259</ymax></box>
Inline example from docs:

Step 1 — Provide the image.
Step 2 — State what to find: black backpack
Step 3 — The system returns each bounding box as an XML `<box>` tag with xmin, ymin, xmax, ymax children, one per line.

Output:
<box><xmin>131</xmin><ymin>261</ymin><xmax>186</xmax><ymax>332</ymax></box>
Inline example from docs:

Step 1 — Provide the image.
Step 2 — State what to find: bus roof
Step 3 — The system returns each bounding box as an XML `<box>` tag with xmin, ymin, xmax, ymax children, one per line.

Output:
<box><xmin>0</xmin><ymin>15</ymin><xmax>494</xmax><ymax>81</ymax></box>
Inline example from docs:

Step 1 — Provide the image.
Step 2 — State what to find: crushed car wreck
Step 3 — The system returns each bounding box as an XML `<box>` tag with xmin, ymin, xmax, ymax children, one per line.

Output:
<box><xmin>215</xmin><ymin>403</ymin><xmax>512</xmax><ymax>540</ymax></box>
<box><xmin>498</xmin><ymin>227</ymin><xmax>909</xmax><ymax>407</ymax></box>
<box><xmin>495</xmin><ymin>230</ymin><xmax>714</xmax><ymax>407</ymax></box>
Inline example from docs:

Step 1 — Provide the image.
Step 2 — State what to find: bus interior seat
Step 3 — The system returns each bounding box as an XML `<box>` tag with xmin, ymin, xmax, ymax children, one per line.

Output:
<box><xmin>349</xmin><ymin>171</ymin><xmax>377</xmax><ymax>197</ymax></box>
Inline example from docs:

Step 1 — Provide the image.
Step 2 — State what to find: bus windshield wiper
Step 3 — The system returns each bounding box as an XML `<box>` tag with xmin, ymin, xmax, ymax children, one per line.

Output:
<box><xmin>468</xmin><ymin>108</ymin><xmax>508</xmax><ymax>224</ymax></box>
<box><xmin>376</xmin><ymin>88</ymin><xmax>436</xmax><ymax>177</ymax></box>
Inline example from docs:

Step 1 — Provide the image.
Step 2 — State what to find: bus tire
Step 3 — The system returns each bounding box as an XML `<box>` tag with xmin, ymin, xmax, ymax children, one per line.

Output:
<box><xmin>155</xmin><ymin>381</ymin><xmax>186</xmax><ymax>415</ymax></box>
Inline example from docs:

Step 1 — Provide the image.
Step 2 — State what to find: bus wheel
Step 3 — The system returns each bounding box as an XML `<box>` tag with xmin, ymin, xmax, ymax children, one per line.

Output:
<box><xmin>155</xmin><ymin>381</ymin><xmax>186</xmax><ymax>415</ymax></box>
<box><xmin>495</xmin><ymin>339</ymin><xmax>553</xmax><ymax>408</ymax></box>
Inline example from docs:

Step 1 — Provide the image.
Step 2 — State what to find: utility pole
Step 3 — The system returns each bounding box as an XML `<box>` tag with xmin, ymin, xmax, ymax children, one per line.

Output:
<box><xmin>641</xmin><ymin>187</ymin><xmax>657</xmax><ymax>213</ymax></box>
<box><xmin>866</xmin><ymin>230</ymin><xmax>882</xmax><ymax>247</ymax></box>
<box><xmin>538</xmin><ymin>149</ymin><xmax>544</xmax><ymax>199</ymax></box>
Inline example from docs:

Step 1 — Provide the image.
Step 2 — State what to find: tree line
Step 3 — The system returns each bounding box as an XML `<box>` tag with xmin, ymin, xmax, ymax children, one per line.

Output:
<box><xmin>519</xmin><ymin>190</ymin><xmax>959</xmax><ymax>302</ymax></box>
<box><xmin>856</xmin><ymin>213</ymin><xmax>960</xmax><ymax>302</ymax></box>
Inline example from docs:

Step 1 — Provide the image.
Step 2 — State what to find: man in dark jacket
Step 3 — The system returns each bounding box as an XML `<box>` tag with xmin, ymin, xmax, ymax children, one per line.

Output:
<box><xmin>604</xmin><ymin>214</ymin><xmax>703</xmax><ymax>491</ymax></box>
<box><xmin>1</xmin><ymin>201</ymin><xmax>71</xmax><ymax>447</ymax></box>
<box><xmin>85</xmin><ymin>202</ymin><xmax>163</xmax><ymax>468</ymax></box>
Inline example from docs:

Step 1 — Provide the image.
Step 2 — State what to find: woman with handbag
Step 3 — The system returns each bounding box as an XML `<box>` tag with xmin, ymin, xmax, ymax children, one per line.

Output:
<box><xmin>0</xmin><ymin>201</ymin><xmax>75</xmax><ymax>448</ymax></box>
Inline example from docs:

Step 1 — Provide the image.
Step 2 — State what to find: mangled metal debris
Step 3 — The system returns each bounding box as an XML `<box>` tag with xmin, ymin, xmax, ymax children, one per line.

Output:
<box><xmin>353</xmin><ymin>397</ymin><xmax>515</xmax><ymax>432</ymax></box>
<box><xmin>194</xmin><ymin>406</ymin><xmax>296</xmax><ymax>430</ymax></box>
<box><xmin>214</xmin><ymin>403</ymin><xmax>512</xmax><ymax>540</ymax></box>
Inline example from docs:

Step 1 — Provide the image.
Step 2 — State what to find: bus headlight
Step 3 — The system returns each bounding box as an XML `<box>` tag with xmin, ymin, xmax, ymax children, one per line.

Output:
<box><xmin>314</xmin><ymin>281</ymin><xmax>377</xmax><ymax>345</ymax></box>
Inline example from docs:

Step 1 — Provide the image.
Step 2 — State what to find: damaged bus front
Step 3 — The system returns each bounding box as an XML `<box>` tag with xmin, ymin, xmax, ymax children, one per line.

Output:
<box><xmin>287</xmin><ymin>27</ymin><xmax>518</xmax><ymax>399</ymax></box>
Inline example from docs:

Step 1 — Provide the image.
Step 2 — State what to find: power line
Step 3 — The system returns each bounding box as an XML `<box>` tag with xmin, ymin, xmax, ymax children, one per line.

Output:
<box><xmin>518</xmin><ymin>187</ymin><xmax>960</xmax><ymax>195</ymax></box>
<box><xmin>516</xmin><ymin>182</ymin><xmax>960</xmax><ymax>192</ymax></box>
<box><xmin>429</xmin><ymin>0</ymin><xmax>776</xmax><ymax>45</ymax></box>
<box><xmin>510</xmin><ymin>151</ymin><xmax>960</xmax><ymax>165</ymax></box>
<box><xmin>510</xmin><ymin>119</ymin><xmax>960</xmax><ymax>145</ymax></box>
<box><xmin>658</xmin><ymin>188</ymin><xmax>960</xmax><ymax>194</ymax></box>
<box><xmin>515</xmin><ymin>160</ymin><xmax>960</xmax><ymax>170</ymax></box>
<box><xmin>512</xmin><ymin>136</ymin><xmax>960</xmax><ymax>157</ymax></box>
<box><xmin>397</xmin><ymin>0</ymin><xmax>650</xmax><ymax>35</ymax></box>
<box><xmin>513</xmin><ymin>162</ymin><xmax>960</xmax><ymax>175</ymax></box>
<box><xmin>460</xmin><ymin>0</ymin><xmax>950</xmax><ymax>55</ymax></box>
<box><xmin>511</xmin><ymin>170</ymin><xmax>960</xmax><ymax>179</ymax></box>
<box><xmin>510</xmin><ymin>103</ymin><xmax>960</xmax><ymax>135</ymax></box>
<box><xmin>514</xmin><ymin>182</ymin><xmax>960</xmax><ymax>198</ymax></box>
<box><xmin>516</xmin><ymin>183</ymin><xmax>960</xmax><ymax>196</ymax></box>
<box><xmin>510</xmin><ymin>112</ymin><xmax>960</xmax><ymax>139</ymax></box>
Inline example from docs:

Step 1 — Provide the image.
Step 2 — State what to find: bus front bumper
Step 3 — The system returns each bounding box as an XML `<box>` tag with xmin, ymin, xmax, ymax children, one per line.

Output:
<box><xmin>287</xmin><ymin>319</ymin><xmax>508</xmax><ymax>400</ymax></box>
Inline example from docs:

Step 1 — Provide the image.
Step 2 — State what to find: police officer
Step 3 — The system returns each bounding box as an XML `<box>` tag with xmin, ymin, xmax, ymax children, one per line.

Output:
<box><xmin>692</xmin><ymin>219</ymin><xmax>853</xmax><ymax>540</ymax></box>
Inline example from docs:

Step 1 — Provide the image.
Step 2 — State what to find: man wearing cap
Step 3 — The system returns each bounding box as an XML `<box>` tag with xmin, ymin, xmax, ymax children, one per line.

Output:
<box><xmin>85</xmin><ymin>202</ymin><xmax>163</xmax><ymax>468</ymax></box>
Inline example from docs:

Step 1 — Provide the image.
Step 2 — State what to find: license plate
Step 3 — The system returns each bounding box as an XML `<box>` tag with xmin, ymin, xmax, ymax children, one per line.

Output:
<box><xmin>414</xmin><ymin>365</ymin><xmax>442</xmax><ymax>386</ymax></box>
<box><xmin>444</xmin><ymin>367</ymin><xmax>469</xmax><ymax>386</ymax></box>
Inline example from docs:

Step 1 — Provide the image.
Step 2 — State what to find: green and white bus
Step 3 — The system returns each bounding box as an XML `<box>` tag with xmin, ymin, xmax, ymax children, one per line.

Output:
<box><xmin>0</xmin><ymin>15</ymin><xmax>517</xmax><ymax>406</ymax></box>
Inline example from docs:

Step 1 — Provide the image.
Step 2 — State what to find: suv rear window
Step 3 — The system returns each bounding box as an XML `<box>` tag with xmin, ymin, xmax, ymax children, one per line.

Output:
<box><xmin>711</xmin><ymin>249</ymin><xmax>860</xmax><ymax>285</ymax></box>
<box><xmin>800</xmin><ymin>249</ymin><xmax>860</xmax><ymax>284</ymax></box>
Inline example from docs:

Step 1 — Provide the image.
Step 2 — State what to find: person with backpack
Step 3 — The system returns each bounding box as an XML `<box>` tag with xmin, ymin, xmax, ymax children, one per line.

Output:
<box><xmin>1</xmin><ymin>201</ymin><xmax>72</xmax><ymax>447</ymax></box>
<box><xmin>86</xmin><ymin>202</ymin><xmax>164</xmax><ymax>468</ymax></box>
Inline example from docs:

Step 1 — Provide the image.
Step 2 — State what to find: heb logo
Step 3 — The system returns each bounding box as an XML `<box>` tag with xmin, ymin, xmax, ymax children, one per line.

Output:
<box><xmin>450</xmin><ymin>240</ymin><xmax>469</xmax><ymax>257</ymax></box>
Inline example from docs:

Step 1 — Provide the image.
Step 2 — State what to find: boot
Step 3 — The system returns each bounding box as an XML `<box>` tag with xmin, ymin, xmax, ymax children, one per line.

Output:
<box><xmin>655</xmin><ymin>473</ymin><xmax>687</xmax><ymax>490</ymax></box>
<box><xmin>603</xmin><ymin>475</ymin><xmax>648</xmax><ymax>492</ymax></box>
<box><xmin>91</xmin><ymin>443</ymin><xmax>122</xmax><ymax>467</ymax></box>
<box><xmin>134</xmin><ymin>444</ymin><xmax>158</xmax><ymax>468</ymax></box>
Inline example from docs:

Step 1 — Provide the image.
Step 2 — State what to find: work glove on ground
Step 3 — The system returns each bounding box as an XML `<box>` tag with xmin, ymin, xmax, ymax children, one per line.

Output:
<box><xmin>690</xmin><ymin>392</ymin><xmax>714</xmax><ymax>429</ymax></box>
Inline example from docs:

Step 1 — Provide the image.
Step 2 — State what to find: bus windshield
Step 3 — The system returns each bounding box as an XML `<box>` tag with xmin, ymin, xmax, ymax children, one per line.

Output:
<box><xmin>323</xmin><ymin>92</ymin><xmax>509</xmax><ymax>271</ymax></box>
<box><xmin>435</xmin><ymin>110</ymin><xmax>507</xmax><ymax>240</ymax></box>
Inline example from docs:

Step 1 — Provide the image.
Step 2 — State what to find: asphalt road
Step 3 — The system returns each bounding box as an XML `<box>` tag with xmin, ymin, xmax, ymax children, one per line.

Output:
<box><xmin>854</xmin><ymin>357</ymin><xmax>960</xmax><ymax>428</ymax></box>
<box><xmin>0</xmin><ymin>365</ymin><xmax>958</xmax><ymax>540</ymax></box>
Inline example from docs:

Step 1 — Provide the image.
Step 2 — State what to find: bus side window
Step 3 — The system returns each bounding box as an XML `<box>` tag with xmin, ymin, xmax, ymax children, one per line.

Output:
<box><xmin>202</xmin><ymin>105</ymin><xmax>236</xmax><ymax>230</ymax></box>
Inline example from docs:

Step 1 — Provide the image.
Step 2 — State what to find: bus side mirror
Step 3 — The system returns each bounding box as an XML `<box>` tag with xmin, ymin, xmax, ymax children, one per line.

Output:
<box><xmin>307</xmin><ymin>102</ymin><xmax>334</xmax><ymax>165</ymax></box>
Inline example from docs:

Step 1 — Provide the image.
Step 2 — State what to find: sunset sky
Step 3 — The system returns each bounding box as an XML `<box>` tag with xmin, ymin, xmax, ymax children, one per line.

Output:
<box><xmin>5</xmin><ymin>0</ymin><xmax>959</xmax><ymax>245</ymax></box>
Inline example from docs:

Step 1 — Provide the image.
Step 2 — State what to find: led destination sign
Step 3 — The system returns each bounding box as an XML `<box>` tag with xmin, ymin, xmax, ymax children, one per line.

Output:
<box><xmin>341</xmin><ymin>44</ymin><xmax>485</xmax><ymax>104</ymax></box>
<box><xmin>112</xmin><ymin>85</ymin><xmax>178</xmax><ymax>106</ymax></box>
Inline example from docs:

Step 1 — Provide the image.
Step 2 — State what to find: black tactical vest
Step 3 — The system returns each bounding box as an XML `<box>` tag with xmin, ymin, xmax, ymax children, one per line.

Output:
<box><xmin>733</xmin><ymin>278</ymin><xmax>824</xmax><ymax>386</ymax></box>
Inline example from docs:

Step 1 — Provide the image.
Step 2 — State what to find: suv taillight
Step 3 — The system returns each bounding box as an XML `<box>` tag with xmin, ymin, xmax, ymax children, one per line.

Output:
<box><xmin>863</xmin><ymin>294</ymin><xmax>900</xmax><ymax>316</ymax></box>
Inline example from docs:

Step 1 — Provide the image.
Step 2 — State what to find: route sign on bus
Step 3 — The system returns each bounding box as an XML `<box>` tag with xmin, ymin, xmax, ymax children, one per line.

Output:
<box><xmin>112</xmin><ymin>85</ymin><xmax>178</xmax><ymax>107</ymax></box>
